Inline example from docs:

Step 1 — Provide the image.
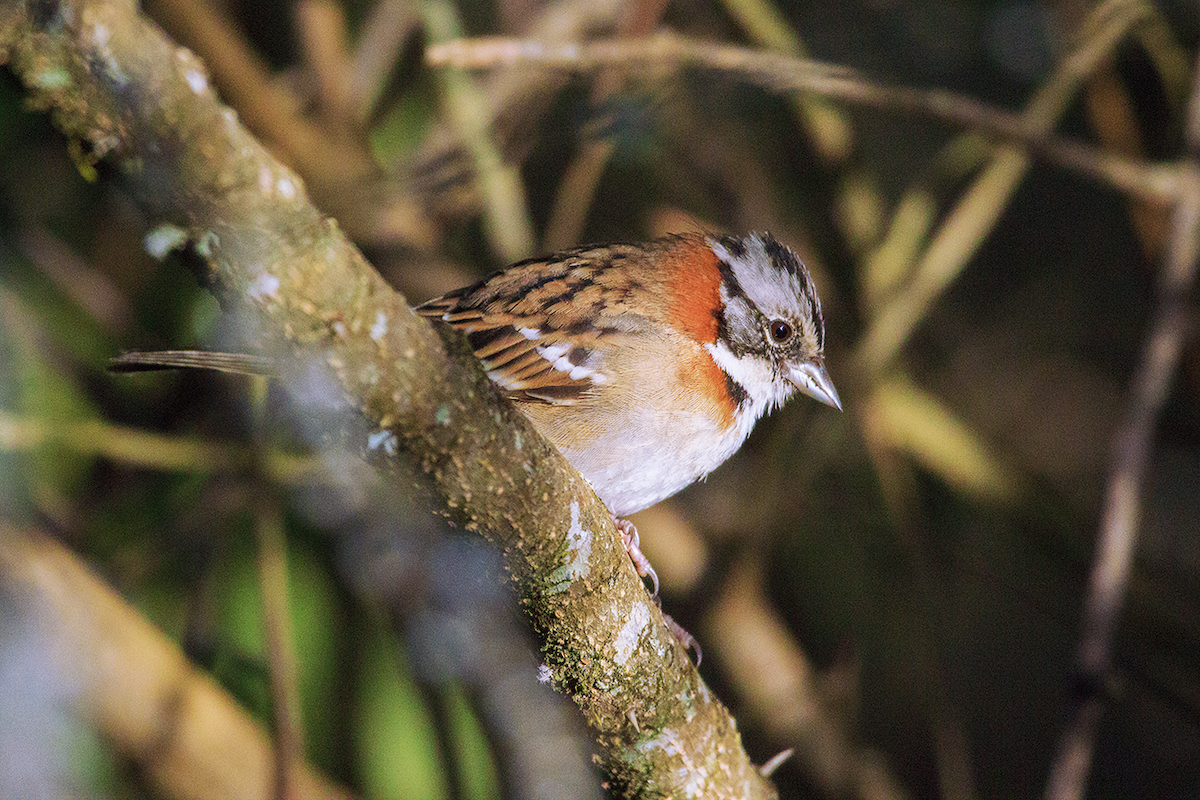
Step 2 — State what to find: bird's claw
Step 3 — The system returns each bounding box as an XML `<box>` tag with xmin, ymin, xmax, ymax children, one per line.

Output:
<box><xmin>613</xmin><ymin>516</ymin><xmax>659</xmax><ymax>598</ymax></box>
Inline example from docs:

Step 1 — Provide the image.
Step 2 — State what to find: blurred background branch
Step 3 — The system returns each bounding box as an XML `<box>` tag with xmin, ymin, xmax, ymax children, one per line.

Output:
<box><xmin>0</xmin><ymin>525</ymin><xmax>355</xmax><ymax>800</ymax></box>
<box><xmin>1044</xmin><ymin>47</ymin><xmax>1200</xmax><ymax>800</ymax></box>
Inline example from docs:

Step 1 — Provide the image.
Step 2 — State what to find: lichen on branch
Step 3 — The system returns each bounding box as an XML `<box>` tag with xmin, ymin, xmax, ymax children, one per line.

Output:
<box><xmin>0</xmin><ymin>0</ymin><xmax>777</xmax><ymax>795</ymax></box>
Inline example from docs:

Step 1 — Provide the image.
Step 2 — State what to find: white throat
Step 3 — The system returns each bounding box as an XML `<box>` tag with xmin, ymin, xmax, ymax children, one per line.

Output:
<box><xmin>704</xmin><ymin>340</ymin><xmax>794</xmax><ymax>434</ymax></box>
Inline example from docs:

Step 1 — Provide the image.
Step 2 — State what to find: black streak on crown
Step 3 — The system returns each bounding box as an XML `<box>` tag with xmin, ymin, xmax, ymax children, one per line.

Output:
<box><xmin>713</xmin><ymin>257</ymin><xmax>755</xmax><ymax>358</ymax></box>
<box><xmin>716</xmin><ymin>235</ymin><xmax>748</xmax><ymax>259</ymax></box>
<box><xmin>714</xmin><ymin>259</ymin><xmax>747</xmax><ymax>302</ymax></box>
<box><xmin>761</xmin><ymin>233</ymin><xmax>806</xmax><ymax>281</ymax></box>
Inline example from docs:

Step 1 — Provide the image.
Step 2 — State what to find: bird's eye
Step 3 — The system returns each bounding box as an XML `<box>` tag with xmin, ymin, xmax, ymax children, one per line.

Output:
<box><xmin>768</xmin><ymin>319</ymin><xmax>794</xmax><ymax>344</ymax></box>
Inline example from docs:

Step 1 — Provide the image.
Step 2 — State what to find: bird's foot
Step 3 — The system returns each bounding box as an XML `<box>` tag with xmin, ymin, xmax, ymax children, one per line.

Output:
<box><xmin>612</xmin><ymin>516</ymin><xmax>700</xmax><ymax>664</ymax></box>
<box><xmin>612</xmin><ymin>516</ymin><xmax>659</xmax><ymax>597</ymax></box>
<box><xmin>663</xmin><ymin>612</ymin><xmax>702</xmax><ymax>666</ymax></box>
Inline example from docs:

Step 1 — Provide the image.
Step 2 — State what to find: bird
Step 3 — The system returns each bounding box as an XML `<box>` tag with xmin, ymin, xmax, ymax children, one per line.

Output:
<box><xmin>112</xmin><ymin>232</ymin><xmax>839</xmax><ymax>605</ymax></box>
<box><xmin>416</xmin><ymin>231</ymin><xmax>841</xmax><ymax>595</ymax></box>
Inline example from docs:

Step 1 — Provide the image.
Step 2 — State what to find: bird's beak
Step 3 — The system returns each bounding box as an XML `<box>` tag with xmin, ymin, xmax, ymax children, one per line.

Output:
<box><xmin>790</xmin><ymin>359</ymin><xmax>842</xmax><ymax>411</ymax></box>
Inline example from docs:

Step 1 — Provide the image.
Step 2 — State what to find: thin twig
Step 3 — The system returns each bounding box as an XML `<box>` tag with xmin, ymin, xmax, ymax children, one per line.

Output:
<box><xmin>400</xmin><ymin>0</ymin><xmax>637</xmax><ymax>226</ymax></box>
<box><xmin>143</xmin><ymin>0</ymin><xmax>370</xmax><ymax>185</ymax></box>
<box><xmin>421</xmin><ymin>0</ymin><xmax>536</xmax><ymax>262</ymax></box>
<box><xmin>16</xmin><ymin>225</ymin><xmax>133</xmax><ymax>334</ymax></box>
<box><xmin>1043</xmin><ymin>49</ymin><xmax>1200</xmax><ymax>800</ymax></box>
<box><xmin>143</xmin><ymin>0</ymin><xmax>437</xmax><ymax>250</ymax></box>
<box><xmin>717</xmin><ymin>0</ymin><xmax>852</xmax><ymax>165</ymax></box>
<box><xmin>295</xmin><ymin>0</ymin><xmax>357</xmax><ymax>132</ymax></box>
<box><xmin>248</xmin><ymin>377</ymin><xmax>307</xmax><ymax>800</ymax></box>
<box><xmin>257</xmin><ymin>491</ymin><xmax>305</xmax><ymax>800</ymax></box>
<box><xmin>0</xmin><ymin>409</ymin><xmax>322</xmax><ymax>483</ymax></box>
<box><xmin>543</xmin><ymin>0</ymin><xmax>671</xmax><ymax>249</ymax></box>
<box><xmin>349</xmin><ymin>0</ymin><xmax>420</xmax><ymax>122</ymax></box>
<box><xmin>855</xmin><ymin>0</ymin><xmax>1158</xmax><ymax>378</ymax></box>
<box><xmin>426</xmin><ymin>24</ymin><xmax>1177</xmax><ymax>205</ymax></box>
<box><xmin>709</xmin><ymin>557</ymin><xmax>912</xmax><ymax>800</ymax></box>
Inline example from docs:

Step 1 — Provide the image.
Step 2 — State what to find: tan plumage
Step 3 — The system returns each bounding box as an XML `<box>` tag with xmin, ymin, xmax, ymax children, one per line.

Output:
<box><xmin>416</xmin><ymin>232</ymin><xmax>840</xmax><ymax>518</ymax></box>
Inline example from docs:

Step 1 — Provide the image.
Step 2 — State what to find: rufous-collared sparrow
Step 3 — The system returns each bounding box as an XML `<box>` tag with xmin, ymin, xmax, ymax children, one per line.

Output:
<box><xmin>417</xmin><ymin>231</ymin><xmax>841</xmax><ymax>593</ymax></box>
<box><xmin>113</xmin><ymin>232</ymin><xmax>838</xmax><ymax>601</ymax></box>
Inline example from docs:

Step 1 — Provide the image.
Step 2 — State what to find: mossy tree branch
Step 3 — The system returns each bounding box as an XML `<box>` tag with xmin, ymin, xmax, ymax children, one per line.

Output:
<box><xmin>0</xmin><ymin>0</ymin><xmax>776</xmax><ymax>796</ymax></box>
